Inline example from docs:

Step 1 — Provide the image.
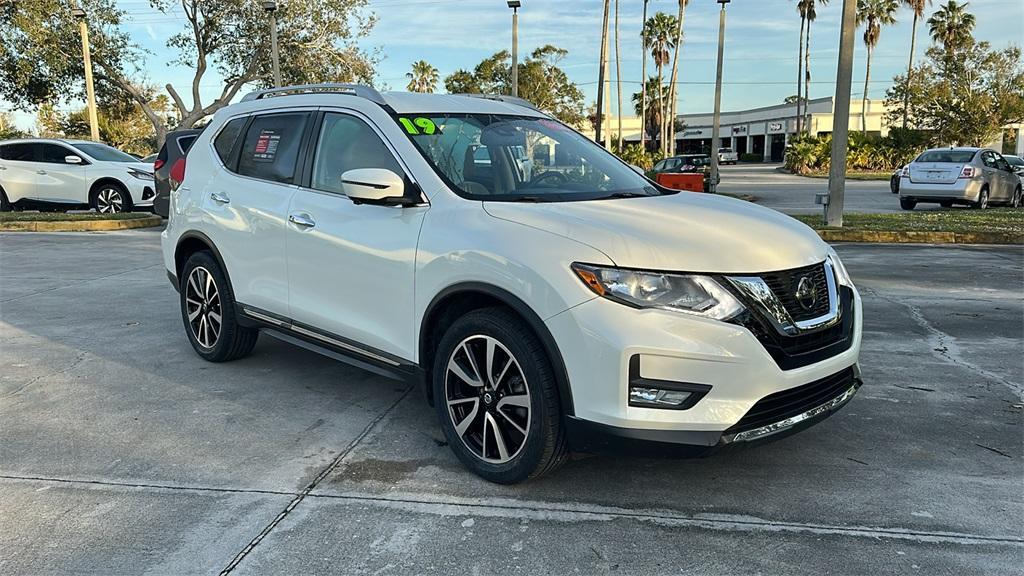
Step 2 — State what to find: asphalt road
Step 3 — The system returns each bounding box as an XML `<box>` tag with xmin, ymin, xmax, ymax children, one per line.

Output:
<box><xmin>717</xmin><ymin>163</ymin><xmax>915</xmax><ymax>214</ymax></box>
<box><xmin>1</xmin><ymin>229</ymin><xmax>1022</xmax><ymax>575</ymax></box>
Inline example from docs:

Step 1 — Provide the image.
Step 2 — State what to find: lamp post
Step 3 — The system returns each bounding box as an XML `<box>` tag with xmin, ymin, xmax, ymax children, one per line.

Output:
<box><xmin>71</xmin><ymin>5</ymin><xmax>100</xmax><ymax>141</ymax></box>
<box><xmin>263</xmin><ymin>1</ymin><xmax>282</xmax><ymax>88</ymax></box>
<box><xmin>709</xmin><ymin>0</ymin><xmax>730</xmax><ymax>194</ymax></box>
<box><xmin>507</xmin><ymin>1</ymin><xmax>521</xmax><ymax>97</ymax></box>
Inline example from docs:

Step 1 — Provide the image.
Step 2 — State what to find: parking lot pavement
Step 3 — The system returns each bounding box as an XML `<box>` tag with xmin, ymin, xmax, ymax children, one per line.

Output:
<box><xmin>716</xmin><ymin>163</ymin><xmax>928</xmax><ymax>214</ymax></box>
<box><xmin>1</xmin><ymin>229</ymin><xmax>1021</xmax><ymax>575</ymax></box>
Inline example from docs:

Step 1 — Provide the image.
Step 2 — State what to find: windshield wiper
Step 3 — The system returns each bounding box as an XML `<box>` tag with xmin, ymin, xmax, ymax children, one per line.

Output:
<box><xmin>510</xmin><ymin>195</ymin><xmax>546</xmax><ymax>203</ymax></box>
<box><xmin>601</xmin><ymin>191</ymin><xmax>654</xmax><ymax>199</ymax></box>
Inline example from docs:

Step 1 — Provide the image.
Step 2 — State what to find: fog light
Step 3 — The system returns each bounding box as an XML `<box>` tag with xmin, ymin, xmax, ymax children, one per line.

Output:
<box><xmin>629</xmin><ymin>386</ymin><xmax>692</xmax><ymax>408</ymax></box>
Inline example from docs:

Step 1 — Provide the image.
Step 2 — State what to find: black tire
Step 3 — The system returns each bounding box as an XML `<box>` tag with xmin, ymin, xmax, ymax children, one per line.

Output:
<box><xmin>1012</xmin><ymin>185</ymin><xmax>1022</xmax><ymax>208</ymax></box>
<box><xmin>179</xmin><ymin>251</ymin><xmax>258</xmax><ymax>362</ymax></box>
<box><xmin>900</xmin><ymin>197</ymin><xmax>916</xmax><ymax>211</ymax></box>
<box><xmin>973</xmin><ymin>187</ymin><xmax>989</xmax><ymax>210</ymax></box>
<box><xmin>940</xmin><ymin>200</ymin><xmax>953</xmax><ymax>208</ymax></box>
<box><xmin>433</xmin><ymin>307</ymin><xmax>567</xmax><ymax>484</ymax></box>
<box><xmin>0</xmin><ymin>187</ymin><xmax>10</xmax><ymax>212</ymax></box>
<box><xmin>91</xmin><ymin>182</ymin><xmax>133</xmax><ymax>214</ymax></box>
<box><xmin>890</xmin><ymin>175</ymin><xmax>899</xmax><ymax>194</ymax></box>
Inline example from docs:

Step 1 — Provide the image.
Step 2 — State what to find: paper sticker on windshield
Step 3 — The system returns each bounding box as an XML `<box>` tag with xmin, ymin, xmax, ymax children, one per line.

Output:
<box><xmin>538</xmin><ymin>119</ymin><xmax>568</xmax><ymax>131</ymax></box>
<box><xmin>253</xmin><ymin>129</ymin><xmax>281</xmax><ymax>162</ymax></box>
<box><xmin>398</xmin><ymin>117</ymin><xmax>439</xmax><ymax>135</ymax></box>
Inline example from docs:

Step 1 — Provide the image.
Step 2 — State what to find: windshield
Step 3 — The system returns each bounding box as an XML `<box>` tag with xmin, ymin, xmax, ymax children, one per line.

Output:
<box><xmin>916</xmin><ymin>150</ymin><xmax>976</xmax><ymax>163</ymax></box>
<box><xmin>1004</xmin><ymin>155</ymin><xmax>1023</xmax><ymax>167</ymax></box>
<box><xmin>396</xmin><ymin>113</ymin><xmax>664</xmax><ymax>202</ymax></box>
<box><xmin>71</xmin><ymin>142</ymin><xmax>139</xmax><ymax>163</ymax></box>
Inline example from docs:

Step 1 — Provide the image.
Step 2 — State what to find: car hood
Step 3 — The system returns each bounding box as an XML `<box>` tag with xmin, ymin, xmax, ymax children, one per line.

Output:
<box><xmin>105</xmin><ymin>161</ymin><xmax>154</xmax><ymax>172</ymax></box>
<box><xmin>483</xmin><ymin>193</ymin><xmax>828</xmax><ymax>273</ymax></box>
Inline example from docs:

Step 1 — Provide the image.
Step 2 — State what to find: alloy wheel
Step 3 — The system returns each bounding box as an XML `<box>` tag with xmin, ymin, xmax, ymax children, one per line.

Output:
<box><xmin>96</xmin><ymin>188</ymin><xmax>124</xmax><ymax>213</ymax></box>
<box><xmin>445</xmin><ymin>335</ymin><xmax>531</xmax><ymax>464</ymax></box>
<box><xmin>185</xmin><ymin>266</ymin><xmax>222</xmax><ymax>349</ymax></box>
<box><xmin>978</xmin><ymin>189</ymin><xmax>989</xmax><ymax>210</ymax></box>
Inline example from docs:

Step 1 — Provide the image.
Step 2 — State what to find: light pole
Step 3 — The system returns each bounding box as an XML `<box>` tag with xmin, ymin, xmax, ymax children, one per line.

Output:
<box><xmin>825</xmin><ymin>0</ymin><xmax>857</xmax><ymax>227</ymax></box>
<box><xmin>71</xmin><ymin>5</ymin><xmax>100</xmax><ymax>141</ymax></box>
<box><xmin>507</xmin><ymin>1</ymin><xmax>520</xmax><ymax>97</ymax></box>
<box><xmin>709</xmin><ymin>0</ymin><xmax>729</xmax><ymax>194</ymax></box>
<box><xmin>263</xmin><ymin>1</ymin><xmax>282</xmax><ymax>88</ymax></box>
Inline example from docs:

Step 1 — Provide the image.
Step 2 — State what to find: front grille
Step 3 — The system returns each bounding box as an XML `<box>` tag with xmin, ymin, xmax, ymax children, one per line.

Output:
<box><xmin>727</xmin><ymin>367</ymin><xmax>856</xmax><ymax>434</ymax></box>
<box><xmin>759</xmin><ymin>262</ymin><xmax>830</xmax><ymax>322</ymax></box>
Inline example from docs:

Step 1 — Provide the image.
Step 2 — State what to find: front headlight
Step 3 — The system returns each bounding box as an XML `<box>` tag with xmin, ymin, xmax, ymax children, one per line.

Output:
<box><xmin>827</xmin><ymin>248</ymin><xmax>854</xmax><ymax>287</ymax></box>
<box><xmin>571</xmin><ymin>263</ymin><xmax>745</xmax><ymax>320</ymax></box>
<box><xmin>128</xmin><ymin>169</ymin><xmax>154</xmax><ymax>181</ymax></box>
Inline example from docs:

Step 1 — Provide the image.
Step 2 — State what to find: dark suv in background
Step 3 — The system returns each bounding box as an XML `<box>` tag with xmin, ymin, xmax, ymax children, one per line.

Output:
<box><xmin>153</xmin><ymin>129</ymin><xmax>202</xmax><ymax>217</ymax></box>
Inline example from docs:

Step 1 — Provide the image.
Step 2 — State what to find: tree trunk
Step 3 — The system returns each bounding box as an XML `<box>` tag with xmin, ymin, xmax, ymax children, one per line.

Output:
<box><xmin>796</xmin><ymin>16</ymin><xmax>805</xmax><ymax>133</ymax></box>
<box><xmin>614</xmin><ymin>0</ymin><xmax>623</xmax><ymax>151</ymax></box>
<box><xmin>667</xmin><ymin>1</ymin><xmax>686</xmax><ymax>156</ymax></box>
<box><xmin>595</xmin><ymin>0</ymin><xmax>610</xmax><ymax>146</ymax></box>
<box><xmin>902</xmin><ymin>13</ymin><xmax>918</xmax><ymax>129</ymax></box>
<box><xmin>640</xmin><ymin>0</ymin><xmax>648</xmax><ymax>150</ymax></box>
<box><xmin>862</xmin><ymin>46</ymin><xmax>872</xmax><ymax>134</ymax></box>
<box><xmin>657</xmin><ymin>63</ymin><xmax>665</xmax><ymax>157</ymax></box>
<box><xmin>804</xmin><ymin>19</ymin><xmax>812</xmax><ymax>132</ymax></box>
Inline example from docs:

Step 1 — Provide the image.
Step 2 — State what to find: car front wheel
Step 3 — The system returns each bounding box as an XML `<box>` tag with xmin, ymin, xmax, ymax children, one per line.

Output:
<box><xmin>93</xmin><ymin>183</ymin><xmax>133</xmax><ymax>214</ymax></box>
<box><xmin>433</xmin><ymin>308</ymin><xmax>567</xmax><ymax>484</ymax></box>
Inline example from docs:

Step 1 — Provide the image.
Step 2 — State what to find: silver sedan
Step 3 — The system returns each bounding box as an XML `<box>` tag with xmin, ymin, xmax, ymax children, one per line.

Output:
<box><xmin>898</xmin><ymin>147</ymin><xmax>1022</xmax><ymax>210</ymax></box>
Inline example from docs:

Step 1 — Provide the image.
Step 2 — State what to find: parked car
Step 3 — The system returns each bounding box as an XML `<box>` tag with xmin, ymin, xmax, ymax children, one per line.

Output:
<box><xmin>0</xmin><ymin>138</ymin><xmax>155</xmax><ymax>213</ymax></box>
<box><xmin>718</xmin><ymin>147</ymin><xmax>739</xmax><ymax>165</ymax></box>
<box><xmin>898</xmin><ymin>147</ymin><xmax>1022</xmax><ymax>210</ymax></box>
<box><xmin>1004</xmin><ymin>154</ymin><xmax>1024</xmax><ymax>185</ymax></box>
<box><xmin>153</xmin><ymin>129</ymin><xmax>202</xmax><ymax>218</ymax></box>
<box><xmin>142</xmin><ymin>153</ymin><xmax>158</xmax><ymax>163</ymax></box>
<box><xmin>162</xmin><ymin>84</ymin><xmax>862</xmax><ymax>483</ymax></box>
<box><xmin>648</xmin><ymin>154</ymin><xmax>720</xmax><ymax>192</ymax></box>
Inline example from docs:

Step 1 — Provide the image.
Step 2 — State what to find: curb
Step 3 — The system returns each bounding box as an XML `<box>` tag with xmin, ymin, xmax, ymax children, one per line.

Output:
<box><xmin>815</xmin><ymin>229</ymin><xmax>1023</xmax><ymax>245</ymax></box>
<box><xmin>0</xmin><ymin>215</ymin><xmax>163</xmax><ymax>232</ymax></box>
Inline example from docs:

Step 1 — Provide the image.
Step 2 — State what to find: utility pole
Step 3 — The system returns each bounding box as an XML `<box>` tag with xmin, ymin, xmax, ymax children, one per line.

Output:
<box><xmin>263</xmin><ymin>1</ymin><xmax>282</xmax><ymax>87</ymax></box>
<box><xmin>640</xmin><ymin>0</ymin><xmax>649</xmax><ymax>150</ymax></box>
<box><xmin>709</xmin><ymin>0</ymin><xmax>730</xmax><ymax>194</ymax></box>
<box><xmin>508</xmin><ymin>1</ymin><xmax>521</xmax><ymax>97</ymax></box>
<box><xmin>595</xmin><ymin>0</ymin><xmax>610</xmax><ymax>147</ymax></box>
<box><xmin>826</xmin><ymin>0</ymin><xmax>856</xmax><ymax>227</ymax></box>
<box><xmin>71</xmin><ymin>5</ymin><xmax>100</xmax><ymax>141</ymax></box>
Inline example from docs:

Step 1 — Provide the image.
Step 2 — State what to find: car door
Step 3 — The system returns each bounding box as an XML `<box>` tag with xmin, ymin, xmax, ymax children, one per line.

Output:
<box><xmin>202</xmin><ymin>111</ymin><xmax>311</xmax><ymax>316</ymax></box>
<box><xmin>992</xmin><ymin>153</ymin><xmax>1017</xmax><ymax>201</ymax></box>
<box><xmin>35</xmin><ymin>143</ymin><xmax>89</xmax><ymax>204</ymax></box>
<box><xmin>285</xmin><ymin>109</ymin><xmax>428</xmax><ymax>360</ymax></box>
<box><xmin>0</xmin><ymin>143</ymin><xmax>40</xmax><ymax>202</ymax></box>
<box><xmin>980</xmin><ymin>151</ymin><xmax>1006</xmax><ymax>200</ymax></box>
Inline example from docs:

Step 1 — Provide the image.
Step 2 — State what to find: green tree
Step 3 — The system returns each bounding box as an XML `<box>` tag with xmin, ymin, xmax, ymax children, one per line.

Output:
<box><xmin>856</xmin><ymin>0</ymin><xmax>898</xmax><ymax>133</ymax></box>
<box><xmin>632</xmin><ymin>77</ymin><xmax>667</xmax><ymax>149</ymax></box>
<box><xmin>0</xmin><ymin>112</ymin><xmax>28</xmax><ymax>139</ymax></box>
<box><xmin>900</xmin><ymin>0</ymin><xmax>932</xmax><ymax>128</ymax></box>
<box><xmin>927</xmin><ymin>0</ymin><xmax>976</xmax><ymax>72</ymax></box>
<box><xmin>442</xmin><ymin>46</ymin><xmax>585</xmax><ymax>127</ymax></box>
<box><xmin>406</xmin><ymin>60</ymin><xmax>439</xmax><ymax>93</ymax></box>
<box><xmin>665</xmin><ymin>0</ymin><xmax>689</xmax><ymax>155</ymax></box>
<box><xmin>794</xmin><ymin>1</ymin><xmax>808</xmax><ymax>132</ymax></box>
<box><xmin>642</xmin><ymin>11</ymin><xmax>678</xmax><ymax>156</ymax></box>
<box><xmin>1</xmin><ymin>0</ymin><xmax>377</xmax><ymax>147</ymax></box>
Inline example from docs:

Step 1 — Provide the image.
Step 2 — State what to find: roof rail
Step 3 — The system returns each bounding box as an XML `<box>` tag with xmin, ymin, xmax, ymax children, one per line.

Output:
<box><xmin>240</xmin><ymin>83</ymin><xmax>387</xmax><ymax>106</ymax></box>
<box><xmin>457</xmin><ymin>93</ymin><xmax>542</xmax><ymax>113</ymax></box>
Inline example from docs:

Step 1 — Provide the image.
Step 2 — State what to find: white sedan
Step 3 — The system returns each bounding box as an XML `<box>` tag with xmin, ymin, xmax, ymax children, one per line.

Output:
<box><xmin>0</xmin><ymin>138</ymin><xmax>155</xmax><ymax>213</ymax></box>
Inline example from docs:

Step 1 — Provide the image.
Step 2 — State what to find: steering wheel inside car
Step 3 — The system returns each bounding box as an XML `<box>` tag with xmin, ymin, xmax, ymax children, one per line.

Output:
<box><xmin>531</xmin><ymin>171</ymin><xmax>569</xmax><ymax>187</ymax></box>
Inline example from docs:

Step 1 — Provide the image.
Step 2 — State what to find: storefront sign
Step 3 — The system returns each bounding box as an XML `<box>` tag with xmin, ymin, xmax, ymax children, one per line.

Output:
<box><xmin>731</xmin><ymin>126</ymin><xmax>747</xmax><ymax>135</ymax></box>
<box><xmin>768</xmin><ymin>122</ymin><xmax>784</xmax><ymax>133</ymax></box>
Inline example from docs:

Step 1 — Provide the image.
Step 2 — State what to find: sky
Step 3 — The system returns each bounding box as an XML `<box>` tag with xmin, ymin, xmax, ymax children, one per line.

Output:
<box><xmin>6</xmin><ymin>0</ymin><xmax>1023</xmax><ymax>131</ymax></box>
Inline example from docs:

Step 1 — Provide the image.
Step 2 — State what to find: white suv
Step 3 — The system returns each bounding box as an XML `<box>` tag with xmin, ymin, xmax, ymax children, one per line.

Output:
<box><xmin>161</xmin><ymin>84</ymin><xmax>862</xmax><ymax>483</ymax></box>
<box><xmin>0</xmin><ymin>138</ymin><xmax>155</xmax><ymax>213</ymax></box>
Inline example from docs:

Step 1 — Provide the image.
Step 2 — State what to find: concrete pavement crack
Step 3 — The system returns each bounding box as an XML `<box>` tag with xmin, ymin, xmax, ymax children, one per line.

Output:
<box><xmin>0</xmin><ymin>263</ymin><xmax>162</xmax><ymax>304</ymax></box>
<box><xmin>218</xmin><ymin>384</ymin><xmax>415</xmax><ymax>575</ymax></box>
<box><xmin>1</xmin><ymin>351</ymin><xmax>88</xmax><ymax>399</ymax></box>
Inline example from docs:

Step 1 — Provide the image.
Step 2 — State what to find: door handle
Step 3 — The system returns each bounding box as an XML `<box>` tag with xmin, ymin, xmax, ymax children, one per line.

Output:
<box><xmin>36</xmin><ymin>170</ymin><xmax>47</xmax><ymax>175</ymax></box>
<box><xmin>288</xmin><ymin>213</ymin><xmax>316</xmax><ymax>228</ymax></box>
<box><xmin>210</xmin><ymin>191</ymin><xmax>230</xmax><ymax>204</ymax></box>
<box><xmin>0</xmin><ymin>165</ymin><xmax>7</xmax><ymax>170</ymax></box>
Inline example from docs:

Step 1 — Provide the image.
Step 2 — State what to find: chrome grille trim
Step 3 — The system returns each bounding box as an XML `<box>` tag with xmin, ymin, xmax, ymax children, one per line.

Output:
<box><xmin>726</xmin><ymin>258</ymin><xmax>842</xmax><ymax>336</ymax></box>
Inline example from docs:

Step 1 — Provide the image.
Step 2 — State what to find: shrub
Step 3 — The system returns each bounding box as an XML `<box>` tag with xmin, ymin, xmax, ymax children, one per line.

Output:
<box><xmin>739</xmin><ymin>153</ymin><xmax>763</xmax><ymax>163</ymax></box>
<box><xmin>784</xmin><ymin>131</ymin><xmax>920</xmax><ymax>173</ymax></box>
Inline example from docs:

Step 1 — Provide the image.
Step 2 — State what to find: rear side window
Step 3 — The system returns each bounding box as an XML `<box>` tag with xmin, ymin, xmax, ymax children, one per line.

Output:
<box><xmin>236</xmin><ymin>113</ymin><xmax>309</xmax><ymax>184</ymax></box>
<box><xmin>0</xmin><ymin>143</ymin><xmax>36</xmax><ymax>161</ymax></box>
<box><xmin>214</xmin><ymin>118</ymin><xmax>246</xmax><ymax>166</ymax></box>
<box><xmin>178</xmin><ymin>135</ymin><xmax>198</xmax><ymax>154</ymax></box>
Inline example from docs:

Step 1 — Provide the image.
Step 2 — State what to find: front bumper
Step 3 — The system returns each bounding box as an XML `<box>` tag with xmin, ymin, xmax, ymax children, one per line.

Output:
<box><xmin>126</xmin><ymin>180</ymin><xmax>156</xmax><ymax>208</ymax></box>
<box><xmin>545</xmin><ymin>284</ymin><xmax>862</xmax><ymax>447</ymax></box>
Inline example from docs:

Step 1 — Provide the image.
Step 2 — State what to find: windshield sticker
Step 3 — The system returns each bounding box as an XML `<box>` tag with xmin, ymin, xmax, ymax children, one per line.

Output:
<box><xmin>253</xmin><ymin>129</ymin><xmax>281</xmax><ymax>162</ymax></box>
<box><xmin>399</xmin><ymin>117</ymin><xmax>439</xmax><ymax>135</ymax></box>
<box><xmin>538</xmin><ymin>119</ymin><xmax>568</xmax><ymax>131</ymax></box>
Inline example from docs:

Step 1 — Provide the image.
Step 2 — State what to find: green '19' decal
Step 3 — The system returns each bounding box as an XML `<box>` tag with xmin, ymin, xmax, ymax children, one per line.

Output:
<box><xmin>399</xmin><ymin>117</ymin><xmax>438</xmax><ymax>135</ymax></box>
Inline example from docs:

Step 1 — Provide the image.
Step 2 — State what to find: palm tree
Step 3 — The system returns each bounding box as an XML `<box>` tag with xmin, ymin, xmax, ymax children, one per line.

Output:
<box><xmin>614</xmin><ymin>0</ymin><xmax>623</xmax><ymax>151</ymax></box>
<box><xmin>642</xmin><ymin>12</ymin><xmax>679</xmax><ymax>156</ymax></box>
<box><xmin>666</xmin><ymin>0</ymin><xmax>689</xmax><ymax>156</ymax></box>
<box><xmin>794</xmin><ymin>1</ymin><xmax>808</xmax><ymax>133</ymax></box>
<box><xmin>928</xmin><ymin>0</ymin><xmax>976</xmax><ymax>72</ymax></box>
<box><xmin>901</xmin><ymin>0</ymin><xmax>931</xmax><ymax>128</ymax></box>
<box><xmin>856</xmin><ymin>0</ymin><xmax>898</xmax><ymax>133</ymax></box>
<box><xmin>801</xmin><ymin>0</ymin><xmax>829</xmax><ymax>132</ymax></box>
<box><xmin>639</xmin><ymin>0</ymin><xmax>649</xmax><ymax>149</ymax></box>
<box><xmin>406</xmin><ymin>60</ymin><xmax>439</xmax><ymax>93</ymax></box>
<box><xmin>633</xmin><ymin>77</ymin><xmax>666</xmax><ymax>146</ymax></box>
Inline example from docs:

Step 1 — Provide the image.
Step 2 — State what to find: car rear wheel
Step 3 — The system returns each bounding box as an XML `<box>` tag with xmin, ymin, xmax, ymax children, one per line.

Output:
<box><xmin>0</xmin><ymin>188</ymin><xmax>10</xmax><ymax>212</ymax></box>
<box><xmin>179</xmin><ymin>251</ymin><xmax>259</xmax><ymax>362</ymax></box>
<box><xmin>973</xmin><ymin>187</ymin><xmax>989</xmax><ymax>210</ymax></box>
<box><xmin>92</xmin><ymin>183</ymin><xmax>132</xmax><ymax>214</ymax></box>
<box><xmin>433</xmin><ymin>307</ymin><xmax>567</xmax><ymax>484</ymax></box>
<box><xmin>899</xmin><ymin>198</ymin><xmax>916</xmax><ymax>211</ymax></box>
<box><xmin>1012</xmin><ymin>185</ymin><xmax>1022</xmax><ymax>208</ymax></box>
<box><xmin>939</xmin><ymin>200</ymin><xmax>953</xmax><ymax>208</ymax></box>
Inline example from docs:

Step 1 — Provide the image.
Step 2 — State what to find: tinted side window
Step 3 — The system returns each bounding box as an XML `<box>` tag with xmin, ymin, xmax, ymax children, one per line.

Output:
<box><xmin>311</xmin><ymin>113</ymin><xmax>402</xmax><ymax>195</ymax></box>
<box><xmin>214</xmin><ymin>118</ymin><xmax>247</xmax><ymax>166</ymax></box>
<box><xmin>236</xmin><ymin>114</ymin><xmax>308</xmax><ymax>184</ymax></box>
<box><xmin>39</xmin><ymin>144</ymin><xmax>76</xmax><ymax>164</ymax></box>
<box><xmin>981</xmin><ymin>152</ymin><xmax>997</xmax><ymax>168</ymax></box>
<box><xmin>0</xmin><ymin>143</ymin><xmax>36</xmax><ymax>161</ymax></box>
<box><xmin>178</xmin><ymin>135</ymin><xmax>198</xmax><ymax>154</ymax></box>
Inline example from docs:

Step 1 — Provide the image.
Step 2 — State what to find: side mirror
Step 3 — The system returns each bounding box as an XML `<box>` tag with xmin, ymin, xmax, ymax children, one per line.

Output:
<box><xmin>340</xmin><ymin>168</ymin><xmax>407</xmax><ymax>205</ymax></box>
<box><xmin>65</xmin><ymin>155</ymin><xmax>82</xmax><ymax>164</ymax></box>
